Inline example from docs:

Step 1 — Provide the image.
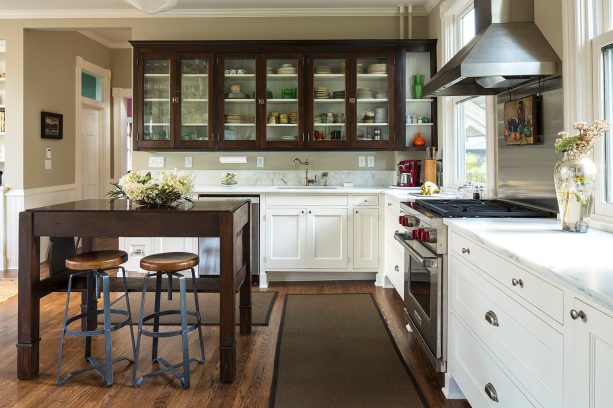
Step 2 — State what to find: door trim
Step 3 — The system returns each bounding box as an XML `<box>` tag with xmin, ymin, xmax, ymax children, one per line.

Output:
<box><xmin>75</xmin><ymin>56</ymin><xmax>112</xmax><ymax>199</ymax></box>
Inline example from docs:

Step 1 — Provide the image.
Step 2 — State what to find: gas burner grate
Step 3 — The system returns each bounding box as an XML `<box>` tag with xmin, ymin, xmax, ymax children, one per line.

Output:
<box><xmin>413</xmin><ymin>199</ymin><xmax>555</xmax><ymax>218</ymax></box>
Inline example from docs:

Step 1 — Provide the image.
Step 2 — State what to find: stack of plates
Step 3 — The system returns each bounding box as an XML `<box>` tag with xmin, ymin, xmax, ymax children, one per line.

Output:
<box><xmin>277</xmin><ymin>64</ymin><xmax>297</xmax><ymax>74</ymax></box>
<box><xmin>226</xmin><ymin>92</ymin><xmax>250</xmax><ymax>99</ymax></box>
<box><xmin>367</xmin><ymin>63</ymin><xmax>387</xmax><ymax>74</ymax></box>
<box><xmin>288</xmin><ymin>112</ymin><xmax>298</xmax><ymax>124</ymax></box>
<box><xmin>314</xmin><ymin>86</ymin><xmax>330</xmax><ymax>99</ymax></box>
<box><xmin>356</xmin><ymin>63</ymin><xmax>364</xmax><ymax>74</ymax></box>
<box><xmin>374</xmin><ymin>107</ymin><xmax>387</xmax><ymax>123</ymax></box>
<box><xmin>357</xmin><ymin>88</ymin><xmax>375</xmax><ymax>99</ymax></box>
<box><xmin>225</xmin><ymin>114</ymin><xmax>243</xmax><ymax>124</ymax></box>
<box><xmin>332</xmin><ymin>90</ymin><xmax>345</xmax><ymax>99</ymax></box>
<box><xmin>266</xmin><ymin>66</ymin><xmax>274</xmax><ymax>74</ymax></box>
<box><xmin>315</xmin><ymin>66</ymin><xmax>333</xmax><ymax>74</ymax></box>
<box><xmin>376</xmin><ymin>90</ymin><xmax>388</xmax><ymax>99</ymax></box>
<box><xmin>280</xmin><ymin>135</ymin><xmax>296</xmax><ymax>141</ymax></box>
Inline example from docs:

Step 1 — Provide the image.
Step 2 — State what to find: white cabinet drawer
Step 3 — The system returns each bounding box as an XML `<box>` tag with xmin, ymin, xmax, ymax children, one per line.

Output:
<box><xmin>266</xmin><ymin>194</ymin><xmax>348</xmax><ymax>206</ymax></box>
<box><xmin>450</xmin><ymin>231</ymin><xmax>564</xmax><ymax>323</ymax></box>
<box><xmin>384</xmin><ymin>195</ymin><xmax>400</xmax><ymax>213</ymax></box>
<box><xmin>450</xmin><ymin>255</ymin><xmax>563</xmax><ymax>408</ymax></box>
<box><xmin>385</xmin><ymin>243</ymin><xmax>404</xmax><ymax>298</ymax></box>
<box><xmin>449</xmin><ymin>313</ymin><xmax>537</xmax><ymax>408</ymax></box>
<box><xmin>352</xmin><ymin>195</ymin><xmax>380</xmax><ymax>207</ymax></box>
<box><xmin>119</xmin><ymin>237</ymin><xmax>155</xmax><ymax>272</ymax></box>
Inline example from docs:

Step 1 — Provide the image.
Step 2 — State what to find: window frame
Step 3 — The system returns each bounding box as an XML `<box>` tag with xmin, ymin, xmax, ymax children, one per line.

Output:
<box><xmin>592</xmin><ymin>28</ymin><xmax>613</xmax><ymax>220</ymax></box>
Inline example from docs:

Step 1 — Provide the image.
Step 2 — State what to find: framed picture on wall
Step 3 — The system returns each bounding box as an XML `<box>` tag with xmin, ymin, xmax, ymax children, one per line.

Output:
<box><xmin>503</xmin><ymin>94</ymin><xmax>539</xmax><ymax>145</ymax></box>
<box><xmin>41</xmin><ymin>111</ymin><xmax>63</xmax><ymax>139</ymax></box>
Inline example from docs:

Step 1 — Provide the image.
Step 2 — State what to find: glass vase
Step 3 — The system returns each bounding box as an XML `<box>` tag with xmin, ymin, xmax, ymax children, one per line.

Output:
<box><xmin>553</xmin><ymin>153</ymin><xmax>597</xmax><ymax>232</ymax></box>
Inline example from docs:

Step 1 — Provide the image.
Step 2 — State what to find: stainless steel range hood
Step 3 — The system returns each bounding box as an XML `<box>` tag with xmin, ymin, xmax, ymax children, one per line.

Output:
<box><xmin>424</xmin><ymin>0</ymin><xmax>561</xmax><ymax>97</ymax></box>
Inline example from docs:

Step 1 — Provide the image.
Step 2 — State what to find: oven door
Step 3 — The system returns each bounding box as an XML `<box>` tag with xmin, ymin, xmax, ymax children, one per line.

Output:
<box><xmin>394</xmin><ymin>232</ymin><xmax>444</xmax><ymax>370</ymax></box>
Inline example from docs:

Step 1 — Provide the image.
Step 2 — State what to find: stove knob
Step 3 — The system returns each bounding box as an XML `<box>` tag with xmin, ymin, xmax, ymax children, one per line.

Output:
<box><xmin>405</xmin><ymin>216</ymin><xmax>419</xmax><ymax>227</ymax></box>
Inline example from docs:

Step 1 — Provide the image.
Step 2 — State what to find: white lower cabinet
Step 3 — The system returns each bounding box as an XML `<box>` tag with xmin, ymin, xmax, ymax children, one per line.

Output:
<box><xmin>573</xmin><ymin>299</ymin><xmax>613</xmax><ymax>408</ymax></box>
<box><xmin>353</xmin><ymin>208</ymin><xmax>379</xmax><ymax>269</ymax></box>
<box><xmin>306</xmin><ymin>208</ymin><xmax>348</xmax><ymax>269</ymax></box>
<box><xmin>448</xmin><ymin>228</ymin><xmax>613</xmax><ymax>408</ymax></box>
<box><xmin>265</xmin><ymin>208</ymin><xmax>307</xmax><ymax>269</ymax></box>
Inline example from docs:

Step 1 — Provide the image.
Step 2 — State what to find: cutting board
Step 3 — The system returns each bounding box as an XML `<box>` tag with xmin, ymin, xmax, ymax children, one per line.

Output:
<box><xmin>423</xmin><ymin>159</ymin><xmax>437</xmax><ymax>184</ymax></box>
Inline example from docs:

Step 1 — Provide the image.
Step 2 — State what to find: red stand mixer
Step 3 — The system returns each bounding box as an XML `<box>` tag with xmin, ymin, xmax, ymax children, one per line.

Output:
<box><xmin>396</xmin><ymin>160</ymin><xmax>421</xmax><ymax>187</ymax></box>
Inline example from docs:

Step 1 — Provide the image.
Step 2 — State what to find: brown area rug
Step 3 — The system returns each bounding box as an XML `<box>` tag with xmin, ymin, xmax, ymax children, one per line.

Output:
<box><xmin>99</xmin><ymin>291</ymin><xmax>276</xmax><ymax>326</ymax></box>
<box><xmin>270</xmin><ymin>294</ymin><xmax>426</xmax><ymax>408</ymax></box>
<box><xmin>0</xmin><ymin>279</ymin><xmax>18</xmax><ymax>303</ymax></box>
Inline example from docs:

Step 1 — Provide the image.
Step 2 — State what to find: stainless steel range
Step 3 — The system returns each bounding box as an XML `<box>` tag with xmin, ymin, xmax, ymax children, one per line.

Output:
<box><xmin>395</xmin><ymin>199</ymin><xmax>555</xmax><ymax>372</ymax></box>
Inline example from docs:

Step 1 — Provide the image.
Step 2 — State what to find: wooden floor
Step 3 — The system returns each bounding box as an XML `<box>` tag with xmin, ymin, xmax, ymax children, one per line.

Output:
<box><xmin>0</xmin><ymin>280</ymin><xmax>470</xmax><ymax>408</ymax></box>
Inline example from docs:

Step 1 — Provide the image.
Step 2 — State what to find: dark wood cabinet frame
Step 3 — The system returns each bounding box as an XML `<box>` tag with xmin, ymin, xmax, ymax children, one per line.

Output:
<box><xmin>132</xmin><ymin>39</ymin><xmax>437</xmax><ymax>152</ymax></box>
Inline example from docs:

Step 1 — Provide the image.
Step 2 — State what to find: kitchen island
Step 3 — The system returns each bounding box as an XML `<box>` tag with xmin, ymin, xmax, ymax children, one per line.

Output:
<box><xmin>17</xmin><ymin>199</ymin><xmax>251</xmax><ymax>383</ymax></box>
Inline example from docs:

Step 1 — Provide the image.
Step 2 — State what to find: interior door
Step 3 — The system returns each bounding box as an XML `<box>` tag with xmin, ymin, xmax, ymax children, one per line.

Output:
<box><xmin>306</xmin><ymin>208</ymin><xmax>348</xmax><ymax>269</ymax></box>
<box><xmin>80</xmin><ymin>106</ymin><xmax>101</xmax><ymax>199</ymax></box>
<box><xmin>353</xmin><ymin>208</ymin><xmax>379</xmax><ymax>269</ymax></box>
<box><xmin>265</xmin><ymin>208</ymin><xmax>307</xmax><ymax>269</ymax></box>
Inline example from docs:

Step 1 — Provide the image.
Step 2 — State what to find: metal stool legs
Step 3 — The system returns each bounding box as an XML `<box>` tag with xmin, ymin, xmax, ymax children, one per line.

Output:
<box><xmin>56</xmin><ymin>268</ymin><xmax>135</xmax><ymax>386</ymax></box>
<box><xmin>132</xmin><ymin>269</ymin><xmax>205</xmax><ymax>389</ymax></box>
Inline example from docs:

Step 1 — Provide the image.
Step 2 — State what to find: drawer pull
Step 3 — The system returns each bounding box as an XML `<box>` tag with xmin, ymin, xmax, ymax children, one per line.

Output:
<box><xmin>394</xmin><ymin>265</ymin><xmax>399</xmax><ymax>272</ymax></box>
<box><xmin>511</xmin><ymin>278</ymin><xmax>524</xmax><ymax>288</ymax></box>
<box><xmin>461</xmin><ymin>247</ymin><xmax>470</xmax><ymax>255</ymax></box>
<box><xmin>484</xmin><ymin>382</ymin><xmax>499</xmax><ymax>402</ymax></box>
<box><xmin>387</xmin><ymin>202</ymin><xmax>392</xmax><ymax>206</ymax></box>
<box><xmin>485</xmin><ymin>310</ymin><xmax>499</xmax><ymax>327</ymax></box>
<box><xmin>131</xmin><ymin>249</ymin><xmax>145</xmax><ymax>256</ymax></box>
<box><xmin>570</xmin><ymin>309</ymin><xmax>586</xmax><ymax>320</ymax></box>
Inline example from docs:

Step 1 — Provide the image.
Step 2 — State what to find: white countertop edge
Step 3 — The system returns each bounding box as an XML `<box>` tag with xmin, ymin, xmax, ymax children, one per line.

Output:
<box><xmin>444</xmin><ymin>218</ymin><xmax>613</xmax><ymax>312</ymax></box>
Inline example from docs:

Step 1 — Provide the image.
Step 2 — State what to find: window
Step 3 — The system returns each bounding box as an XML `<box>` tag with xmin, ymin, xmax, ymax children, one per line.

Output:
<box><xmin>81</xmin><ymin>71</ymin><xmax>103</xmax><ymax>101</ymax></box>
<box><xmin>456</xmin><ymin>96</ymin><xmax>487</xmax><ymax>184</ymax></box>
<box><xmin>604</xmin><ymin>44</ymin><xmax>613</xmax><ymax>203</ymax></box>
<box><xmin>460</xmin><ymin>7</ymin><xmax>476</xmax><ymax>47</ymax></box>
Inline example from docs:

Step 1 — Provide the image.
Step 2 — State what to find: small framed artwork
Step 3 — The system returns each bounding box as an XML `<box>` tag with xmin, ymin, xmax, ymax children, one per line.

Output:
<box><xmin>503</xmin><ymin>94</ymin><xmax>539</xmax><ymax>145</ymax></box>
<box><xmin>41</xmin><ymin>111</ymin><xmax>63</xmax><ymax>139</ymax></box>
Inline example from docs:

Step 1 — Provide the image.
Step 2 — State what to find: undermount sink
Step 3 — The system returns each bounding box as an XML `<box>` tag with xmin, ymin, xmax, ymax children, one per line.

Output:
<box><xmin>274</xmin><ymin>186</ymin><xmax>342</xmax><ymax>189</ymax></box>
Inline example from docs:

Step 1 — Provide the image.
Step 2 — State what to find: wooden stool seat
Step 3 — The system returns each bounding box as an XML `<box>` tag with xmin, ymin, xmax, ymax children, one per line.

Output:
<box><xmin>140</xmin><ymin>252</ymin><xmax>199</xmax><ymax>273</ymax></box>
<box><xmin>65</xmin><ymin>250</ymin><xmax>128</xmax><ymax>271</ymax></box>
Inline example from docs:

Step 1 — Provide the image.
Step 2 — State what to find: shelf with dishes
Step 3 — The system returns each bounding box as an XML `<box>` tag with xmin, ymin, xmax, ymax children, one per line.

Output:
<box><xmin>224</xmin><ymin>99</ymin><xmax>255</xmax><ymax>103</ymax></box>
<box><xmin>315</xmin><ymin>123</ymin><xmax>345</xmax><ymax>126</ymax></box>
<box><xmin>267</xmin><ymin>74</ymin><xmax>298</xmax><ymax>79</ymax></box>
<box><xmin>182</xmin><ymin>74</ymin><xmax>208</xmax><ymax>78</ymax></box>
<box><xmin>267</xmin><ymin>124</ymin><xmax>298</xmax><ymax>127</ymax></box>
<box><xmin>357</xmin><ymin>123</ymin><xmax>388</xmax><ymax>126</ymax></box>
<box><xmin>224</xmin><ymin>74</ymin><xmax>255</xmax><ymax>78</ymax></box>
<box><xmin>267</xmin><ymin>99</ymin><xmax>298</xmax><ymax>103</ymax></box>
<box><xmin>313</xmin><ymin>99</ymin><xmax>345</xmax><ymax>103</ymax></box>
<box><xmin>224</xmin><ymin>123</ymin><xmax>256</xmax><ymax>126</ymax></box>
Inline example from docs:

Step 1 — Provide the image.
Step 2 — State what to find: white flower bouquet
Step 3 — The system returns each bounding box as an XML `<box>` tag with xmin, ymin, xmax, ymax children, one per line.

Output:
<box><xmin>108</xmin><ymin>171</ymin><xmax>194</xmax><ymax>208</ymax></box>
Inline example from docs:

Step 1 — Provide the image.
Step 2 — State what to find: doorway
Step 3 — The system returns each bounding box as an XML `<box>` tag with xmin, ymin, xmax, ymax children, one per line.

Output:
<box><xmin>80</xmin><ymin>105</ymin><xmax>102</xmax><ymax>199</ymax></box>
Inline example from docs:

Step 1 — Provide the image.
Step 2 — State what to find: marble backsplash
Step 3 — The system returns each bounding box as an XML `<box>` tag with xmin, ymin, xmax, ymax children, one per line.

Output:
<box><xmin>148</xmin><ymin>170</ymin><xmax>396</xmax><ymax>187</ymax></box>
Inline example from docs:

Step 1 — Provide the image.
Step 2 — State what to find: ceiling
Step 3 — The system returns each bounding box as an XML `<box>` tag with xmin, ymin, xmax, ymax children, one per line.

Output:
<box><xmin>0</xmin><ymin>0</ymin><xmax>437</xmax><ymax>17</ymax></box>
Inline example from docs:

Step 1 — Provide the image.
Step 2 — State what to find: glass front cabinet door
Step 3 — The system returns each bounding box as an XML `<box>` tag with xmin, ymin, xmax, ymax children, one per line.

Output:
<box><xmin>218</xmin><ymin>56</ymin><xmax>259</xmax><ymax>149</ymax></box>
<box><xmin>175</xmin><ymin>56</ymin><xmax>213</xmax><ymax>149</ymax></box>
<box><xmin>354</xmin><ymin>54</ymin><xmax>395</xmax><ymax>148</ymax></box>
<box><xmin>261</xmin><ymin>55</ymin><xmax>304</xmax><ymax>148</ymax></box>
<box><xmin>138</xmin><ymin>57</ymin><xmax>174</xmax><ymax>149</ymax></box>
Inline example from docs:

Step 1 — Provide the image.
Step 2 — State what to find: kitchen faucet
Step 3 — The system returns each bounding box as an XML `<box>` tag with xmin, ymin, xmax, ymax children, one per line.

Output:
<box><xmin>293</xmin><ymin>158</ymin><xmax>317</xmax><ymax>186</ymax></box>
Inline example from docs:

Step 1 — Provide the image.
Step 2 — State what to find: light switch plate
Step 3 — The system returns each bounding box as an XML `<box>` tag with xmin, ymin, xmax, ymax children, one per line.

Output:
<box><xmin>44</xmin><ymin>159</ymin><xmax>52</xmax><ymax>170</ymax></box>
<box><xmin>257</xmin><ymin>156</ymin><xmax>265</xmax><ymax>168</ymax></box>
<box><xmin>367</xmin><ymin>156</ymin><xmax>375</xmax><ymax>168</ymax></box>
<box><xmin>184</xmin><ymin>156</ymin><xmax>193</xmax><ymax>168</ymax></box>
<box><xmin>149</xmin><ymin>156</ymin><xmax>164</xmax><ymax>168</ymax></box>
<box><xmin>358</xmin><ymin>156</ymin><xmax>366</xmax><ymax>168</ymax></box>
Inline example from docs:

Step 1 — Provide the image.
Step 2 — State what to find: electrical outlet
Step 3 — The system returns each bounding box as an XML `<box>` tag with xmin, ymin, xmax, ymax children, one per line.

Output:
<box><xmin>367</xmin><ymin>156</ymin><xmax>375</xmax><ymax>168</ymax></box>
<box><xmin>257</xmin><ymin>156</ymin><xmax>265</xmax><ymax>168</ymax></box>
<box><xmin>149</xmin><ymin>156</ymin><xmax>164</xmax><ymax>168</ymax></box>
<box><xmin>45</xmin><ymin>147</ymin><xmax>52</xmax><ymax>159</ymax></box>
<box><xmin>358</xmin><ymin>156</ymin><xmax>366</xmax><ymax>168</ymax></box>
<box><xmin>44</xmin><ymin>159</ymin><xmax>52</xmax><ymax>170</ymax></box>
<box><xmin>184</xmin><ymin>157</ymin><xmax>193</xmax><ymax>168</ymax></box>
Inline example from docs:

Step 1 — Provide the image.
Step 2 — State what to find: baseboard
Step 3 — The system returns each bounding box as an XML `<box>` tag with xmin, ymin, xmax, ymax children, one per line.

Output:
<box><xmin>266</xmin><ymin>271</ymin><xmax>377</xmax><ymax>282</ymax></box>
<box><xmin>442</xmin><ymin>372</ymin><xmax>466</xmax><ymax>400</ymax></box>
<box><xmin>375</xmin><ymin>272</ymin><xmax>387</xmax><ymax>287</ymax></box>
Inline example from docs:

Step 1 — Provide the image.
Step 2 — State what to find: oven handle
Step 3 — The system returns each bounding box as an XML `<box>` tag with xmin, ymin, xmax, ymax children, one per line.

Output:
<box><xmin>394</xmin><ymin>232</ymin><xmax>439</xmax><ymax>269</ymax></box>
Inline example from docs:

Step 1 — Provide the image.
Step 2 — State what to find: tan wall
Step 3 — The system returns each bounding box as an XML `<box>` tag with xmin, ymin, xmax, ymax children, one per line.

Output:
<box><xmin>535</xmin><ymin>0</ymin><xmax>563</xmax><ymax>58</ymax></box>
<box><xmin>23</xmin><ymin>30</ymin><xmax>112</xmax><ymax>189</ymax></box>
<box><xmin>111</xmin><ymin>48</ymin><xmax>132</xmax><ymax>89</ymax></box>
<box><xmin>427</xmin><ymin>2</ymin><xmax>443</xmax><ymax>69</ymax></box>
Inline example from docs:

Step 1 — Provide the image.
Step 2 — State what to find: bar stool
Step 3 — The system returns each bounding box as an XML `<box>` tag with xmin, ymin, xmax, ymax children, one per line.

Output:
<box><xmin>57</xmin><ymin>250</ymin><xmax>136</xmax><ymax>386</ymax></box>
<box><xmin>132</xmin><ymin>252</ymin><xmax>205</xmax><ymax>389</ymax></box>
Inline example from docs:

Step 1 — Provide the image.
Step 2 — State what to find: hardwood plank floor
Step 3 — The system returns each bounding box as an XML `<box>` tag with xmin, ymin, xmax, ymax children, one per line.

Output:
<box><xmin>0</xmin><ymin>280</ymin><xmax>470</xmax><ymax>408</ymax></box>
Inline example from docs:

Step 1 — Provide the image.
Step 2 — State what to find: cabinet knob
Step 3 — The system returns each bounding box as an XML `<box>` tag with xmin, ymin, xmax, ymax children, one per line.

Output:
<box><xmin>301</xmin><ymin>210</ymin><xmax>305</xmax><ymax>214</ymax></box>
<box><xmin>485</xmin><ymin>310</ymin><xmax>499</xmax><ymax>327</ymax></box>
<box><xmin>394</xmin><ymin>265</ymin><xmax>399</xmax><ymax>272</ymax></box>
<box><xmin>570</xmin><ymin>309</ymin><xmax>586</xmax><ymax>320</ymax></box>
<box><xmin>355</xmin><ymin>210</ymin><xmax>358</xmax><ymax>214</ymax></box>
<box><xmin>461</xmin><ymin>248</ymin><xmax>470</xmax><ymax>255</ymax></box>
<box><xmin>511</xmin><ymin>278</ymin><xmax>524</xmax><ymax>288</ymax></box>
<box><xmin>484</xmin><ymin>383</ymin><xmax>499</xmax><ymax>402</ymax></box>
<box><xmin>308</xmin><ymin>210</ymin><xmax>312</xmax><ymax>214</ymax></box>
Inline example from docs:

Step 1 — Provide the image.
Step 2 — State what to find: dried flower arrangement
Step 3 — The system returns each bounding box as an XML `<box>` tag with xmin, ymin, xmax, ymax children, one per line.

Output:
<box><xmin>108</xmin><ymin>171</ymin><xmax>193</xmax><ymax>208</ymax></box>
<box><xmin>554</xmin><ymin>120</ymin><xmax>611</xmax><ymax>159</ymax></box>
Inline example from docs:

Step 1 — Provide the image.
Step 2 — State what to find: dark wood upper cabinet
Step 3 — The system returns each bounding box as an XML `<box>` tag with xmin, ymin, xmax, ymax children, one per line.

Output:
<box><xmin>132</xmin><ymin>40</ymin><xmax>437</xmax><ymax>151</ymax></box>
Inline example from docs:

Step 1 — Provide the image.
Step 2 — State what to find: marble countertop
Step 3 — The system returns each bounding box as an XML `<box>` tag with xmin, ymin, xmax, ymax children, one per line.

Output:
<box><xmin>194</xmin><ymin>185</ymin><xmax>460</xmax><ymax>201</ymax></box>
<box><xmin>444</xmin><ymin>218</ymin><xmax>613</xmax><ymax>312</ymax></box>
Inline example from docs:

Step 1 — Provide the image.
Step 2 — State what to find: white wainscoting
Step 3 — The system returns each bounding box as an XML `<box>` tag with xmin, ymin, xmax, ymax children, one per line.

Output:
<box><xmin>4</xmin><ymin>184</ymin><xmax>79</xmax><ymax>269</ymax></box>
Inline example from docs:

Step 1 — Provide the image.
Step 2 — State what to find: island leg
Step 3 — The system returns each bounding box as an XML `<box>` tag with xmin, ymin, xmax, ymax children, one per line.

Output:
<box><xmin>219</xmin><ymin>214</ymin><xmax>236</xmax><ymax>383</ymax></box>
<box><xmin>79</xmin><ymin>237</ymin><xmax>96</xmax><ymax>358</ymax></box>
<box><xmin>17</xmin><ymin>212</ymin><xmax>41</xmax><ymax>379</ymax></box>
<box><xmin>239</xmin><ymin>223</ymin><xmax>252</xmax><ymax>335</ymax></box>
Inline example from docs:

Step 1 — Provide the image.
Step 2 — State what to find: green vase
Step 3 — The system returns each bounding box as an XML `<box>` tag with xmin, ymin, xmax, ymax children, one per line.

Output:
<box><xmin>412</xmin><ymin>74</ymin><xmax>424</xmax><ymax>99</ymax></box>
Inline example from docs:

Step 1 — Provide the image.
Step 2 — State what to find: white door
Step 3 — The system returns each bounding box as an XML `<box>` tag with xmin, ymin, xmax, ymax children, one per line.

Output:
<box><xmin>265</xmin><ymin>208</ymin><xmax>307</xmax><ymax>269</ymax></box>
<box><xmin>80</xmin><ymin>106</ymin><xmax>101</xmax><ymax>199</ymax></box>
<box><xmin>353</xmin><ymin>208</ymin><xmax>379</xmax><ymax>269</ymax></box>
<box><xmin>573</xmin><ymin>299</ymin><xmax>613</xmax><ymax>408</ymax></box>
<box><xmin>306</xmin><ymin>208</ymin><xmax>348</xmax><ymax>269</ymax></box>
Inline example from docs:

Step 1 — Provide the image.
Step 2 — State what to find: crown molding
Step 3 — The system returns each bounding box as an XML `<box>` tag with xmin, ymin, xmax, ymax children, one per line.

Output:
<box><xmin>423</xmin><ymin>0</ymin><xmax>441</xmax><ymax>15</ymax></box>
<box><xmin>0</xmin><ymin>6</ymin><xmax>431</xmax><ymax>19</ymax></box>
<box><xmin>78</xmin><ymin>30</ymin><xmax>131</xmax><ymax>49</ymax></box>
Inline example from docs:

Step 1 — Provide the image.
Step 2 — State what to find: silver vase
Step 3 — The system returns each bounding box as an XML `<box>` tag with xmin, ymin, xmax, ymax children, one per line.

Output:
<box><xmin>553</xmin><ymin>153</ymin><xmax>597</xmax><ymax>232</ymax></box>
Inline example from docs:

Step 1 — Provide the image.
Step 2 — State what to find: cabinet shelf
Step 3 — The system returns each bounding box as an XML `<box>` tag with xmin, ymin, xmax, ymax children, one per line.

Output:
<box><xmin>314</xmin><ymin>74</ymin><xmax>345</xmax><ymax>78</ymax></box>
<box><xmin>144</xmin><ymin>123</ymin><xmax>170</xmax><ymax>126</ymax></box>
<box><xmin>357</xmin><ymin>99</ymin><xmax>388</xmax><ymax>103</ymax></box>
<box><xmin>224</xmin><ymin>74</ymin><xmax>255</xmax><ymax>78</ymax></box>
<box><xmin>314</xmin><ymin>123</ymin><xmax>345</xmax><ymax>126</ymax></box>
<box><xmin>183</xmin><ymin>98</ymin><xmax>208</xmax><ymax>102</ymax></box>
<box><xmin>358</xmin><ymin>123</ymin><xmax>388</xmax><ymax>126</ymax></box>
<box><xmin>406</xmin><ymin>98</ymin><xmax>434</xmax><ymax>102</ymax></box>
<box><xmin>225</xmin><ymin>123</ymin><xmax>255</xmax><ymax>126</ymax></box>
<box><xmin>144</xmin><ymin>98</ymin><xmax>170</xmax><ymax>102</ymax></box>
<box><xmin>314</xmin><ymin>99</ymin><xmax>345</xmax><ymax>103</ymax></box>
<box><xmin>267</xmin><ymin>124</ymin><xmax>297</xmax><ymax>127</ymax></box>
<box><xmin>406</xmin><ymin>123</ymin><xmax>434</xmax><ymax>126</ymax></box>
<box><xmin>267</xmin><ymin>99</ymin><xmax>298</xmax><ymax>103</ymax></box>
<box><xmin>182</xmin><ymin>74</ymin><xmax>208</xmax><ymax>78</ymax></box>
<box><xmin>183</xmin><ymin>123</ymin><xmax>208</xmax><ymax>126</ymax></box>
<box><xmin>225</xmin><ymin>99</ymin><xmax>255</xmax><ymax>103</ymax></box>
<box><xmin>357</xmin><ymin>74</ymin><xmax>388</xmax><ymax>78</ymax></box>
<box><xmin>267</xmin><ymin>74</ymin><xmax>298</xmax><ymax>78</ymax></box>
<box><xmin>144</xmin><ymin>74</ymin><xmax>169</xmax><ymax>77</ymax></box>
